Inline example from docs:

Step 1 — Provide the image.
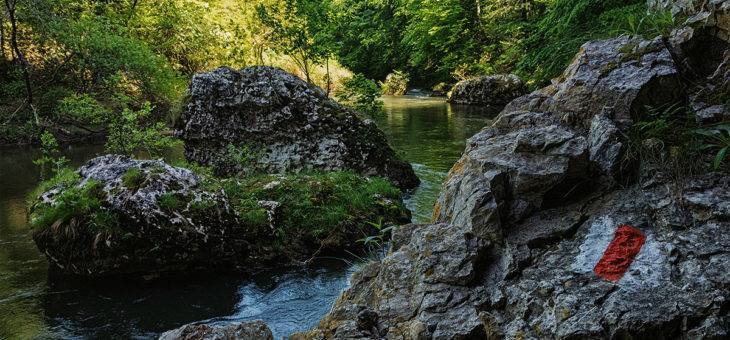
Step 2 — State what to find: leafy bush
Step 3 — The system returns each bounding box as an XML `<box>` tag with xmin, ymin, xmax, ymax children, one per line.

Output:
<box><xmin>335</xmin><ymin>74</ymin><xmax>385</xmax><ymax>118</ymax></box>
<box><xmin>105</xmin><ymin>102</ymin><xmax>180</xmax><ymax>157</ymax></box>
<box><xmin>55</xmin><ymin>94</ymin><xmax>110</xmax><ymax>126</ymax></box>
<box><xmin>33</xmin><ymin>131</ymin><xmax>68</xmax><ymax>179</ymax></box>
<box><xmin>380</xmin><ymin>71</ymin><xmax>409</xmax><ymax>95</ymax></box>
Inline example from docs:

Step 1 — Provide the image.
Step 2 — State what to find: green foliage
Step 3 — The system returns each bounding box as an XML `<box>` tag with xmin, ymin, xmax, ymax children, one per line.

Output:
<box><xmin>224</xmin><ymin>144</ymin><xmax>260</xmax><ymax>169</ymax></box>
<box><xmin>158</xmin><ymin>193</ymin><xmax>183</xmax><ymax>211</ymax></box>
<box><xmin>55</xmin><ymin>94</ymin><xmax>110</xmax><ymax>126</ymax></box>
<box><xmin>695</xmin><ymin>125</ymin><xmax>730</xmax><ymax>170</ymax></box>
<box><xmin>335</xmin><ymin>74</ymin><xmax>385</xmax><ymax>118</ymax></box>
<box><xmin>624</xmin><ymin>104</ymin><xmax>730</xmax><ymax>179</ymax></box>
<box><xmin>257</xmin><ymin>0</ymin><xmax>337</xmax><ymax>83</ymax></box>
<box><xmin>32</xmin><ymin>131</ymin><xmax>68</xmax><ymax>178</ymax></box>
<box><xmin>517</xmin><ymin>0</ymin><xmax>647</xmax><ymax>85</ymax></box>
<box><xmin>331</xmin><ymin>0</ymin><xmax>409</xmax><ymax>81</ymax></box>
<box><xmin>357</xmin><ymin>217</ymin><xmax>396</xmax><ymax>248</ymax></box>
<box><xmin>29</xmin><ymin>176</ymin><xmax>120</xmax><ymax>233</ymax></box>
<box><xmin>219</xmin><ymin>171</ymin><xmax>404</xmax><ymax>242</ymax></box>
<box><xmin>105</xmin><ymin>101</ymin><xmax>180</xmax><ymax>157</ymax></box>
<box><xmin>380</xmin><ymin>71</ymin><xmax>409</xmax><ymax>96</ymax></box>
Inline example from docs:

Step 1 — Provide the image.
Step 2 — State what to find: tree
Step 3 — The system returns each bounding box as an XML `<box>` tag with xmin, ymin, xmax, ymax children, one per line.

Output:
<box><xmin>257</xmin><ymin>0</ymin><xmax>336</xmax><ymax>84</ymax></box>
<box><xmin>4</xmin><ymin>0</ymin><xmax>36</xmax><ymax>124</ymax></box>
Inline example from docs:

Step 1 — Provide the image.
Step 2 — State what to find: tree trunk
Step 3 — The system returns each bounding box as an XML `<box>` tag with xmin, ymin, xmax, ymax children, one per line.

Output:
<box><xmin>325</xmin><ymin>58</ymin><xmax>331</xmax><ymax>97</ymax></box>
<box><xmin>302</xmin><ymin>53</ymin><xmax>311</xmax><ymax>83</ymax></box>
<box><xmin>0</xmin><ymin>11</ymin><xmax>5</xmax><ymax>60</ymax></box>
<box><xmin>5</xmin><ymin>0</ymin><xmax>37</xmax><ymax>125</ymax></box>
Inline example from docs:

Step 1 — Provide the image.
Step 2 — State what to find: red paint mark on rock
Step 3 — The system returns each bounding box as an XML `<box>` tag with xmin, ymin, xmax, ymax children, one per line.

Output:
<box><xmin>594</xmin><ymin>225</ymin><xmax>646</xmax><ymax>282</ymax></box>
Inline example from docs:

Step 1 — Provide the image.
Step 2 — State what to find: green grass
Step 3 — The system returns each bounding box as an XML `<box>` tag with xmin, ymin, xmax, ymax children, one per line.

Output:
<box><xmin>217</xmin><ymin>171</ymin><xmax>405</xmax><ymax>241</ymax></box>
<box><xmin>121</xmin><ymin>167</ymin><xmax>145</xmax><ymax>190</ymax></box>
<box><xmin>29</xmin><ymin>177</ymin><xmax>120</xmax><ymax>233</ymax></box>
<box><xmin>158</xmin><ymin>192</ymin><xmax>182</xmax><ymax>211</ymax></box>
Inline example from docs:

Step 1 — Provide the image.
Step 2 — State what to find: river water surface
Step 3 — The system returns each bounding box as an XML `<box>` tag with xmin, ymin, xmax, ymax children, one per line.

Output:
<box><xmin>0</xmin><ymin>96</ymin><xmax>492</xmax><ymax>339</ymax></box>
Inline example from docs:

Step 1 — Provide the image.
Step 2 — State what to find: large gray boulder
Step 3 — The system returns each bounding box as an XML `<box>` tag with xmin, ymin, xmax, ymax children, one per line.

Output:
<box><xmin>292</xmin><ymin>22</ymin><xmax>730</xmax><ymax>340</ymax></box>
<box><xmin>159</xmin><ymin>321</ymin><xmax>273</xmax><ymax>340</ymax></box>
<box><xmin>178</xmin><ymin>66</ymin><xmax>419</xmax><ymax>189</ymax></box>
<box><xmin>447</xmin><ymin>74</ymin><xmax>527</xmax><ymax>108</ymax></box>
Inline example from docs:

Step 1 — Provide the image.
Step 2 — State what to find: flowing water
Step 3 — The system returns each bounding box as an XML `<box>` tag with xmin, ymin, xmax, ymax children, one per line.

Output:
<box><xmin>0</xmin><ymin>96</ymin><xmax>493</xmax><ymax>339</ymax></box>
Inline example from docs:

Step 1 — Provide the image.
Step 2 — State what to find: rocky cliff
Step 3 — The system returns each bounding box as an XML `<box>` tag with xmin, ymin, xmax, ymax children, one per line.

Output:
<box><xmin>178</xmin><ymin>66</ymin><xmax>419</xmax><ymax>190</ymax></box>
<box><xmin>293</xmin><ymin>5</ymin><xmax>729</xmax><ymax>339</ymax></box>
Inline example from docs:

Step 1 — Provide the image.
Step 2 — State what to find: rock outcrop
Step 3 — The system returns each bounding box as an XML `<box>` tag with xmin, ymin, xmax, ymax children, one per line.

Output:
<box><xmin>447</xmin><ymin>74</ymin><xmax>527</xmax><ymax>108</ymax></box>
<box><xmin>30</xmin><ymin>155</ymin><xmax>410</xmax><ymax>276</ymax></box>
<box><xmin>293</xmin><ymin>15</ymin><xmax>730</xmax><ymax>340</ymax></box>
<box><xmin>178</xmin><ymin>66</ymin><xmax>419</xmax><ymax>189</ymax></box>
<box><xmin>159</xmin><ymin>320</ymin><xmax>273</xmax><ymax>340</ymax></box>
<box><xmin>504</xmin><ymin>35</ymin><xmax>684</xmax><ymax>130</ymax></box>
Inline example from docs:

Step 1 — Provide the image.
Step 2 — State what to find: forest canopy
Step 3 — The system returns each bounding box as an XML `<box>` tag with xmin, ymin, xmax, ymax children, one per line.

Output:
<box><xmin>1</xmin><ymin>0</ymin><xmax>667</xmax><ymax>145</ymax></box>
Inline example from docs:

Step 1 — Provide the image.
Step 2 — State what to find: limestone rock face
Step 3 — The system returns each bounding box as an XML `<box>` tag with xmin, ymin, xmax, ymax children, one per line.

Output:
<box><xmin>297</xmin><ymin>174</ymin><xmax>729</xmax><ymax>339</ymax></box>
<box><xmin>447</xmin><ymin>74</ymin><xmax>527</xmax><ymax>108</ymax></box>
<box><xmin>178</xmin><ymin>66</ymin><xmax>419</xmax><ymax>189</ymax></box>
<box><xmin>294</xmin><ymin>22</ymin><xmax>730</xmax><ymax>340</ymax></box>
<box><xmin>505</xmin><ymin>36</ymin><xmax>684</xmax><ymax>130</ymax></box>
<box><xmin>159</xmin><ymin>320</ymin><xmax>273</xmax><ymax>340</ymax></box>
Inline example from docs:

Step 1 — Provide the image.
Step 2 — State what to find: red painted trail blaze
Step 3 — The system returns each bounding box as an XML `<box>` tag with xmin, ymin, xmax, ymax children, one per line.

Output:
<box><xmin>594</xmin><ymin>225</ymin><xmax>646</xmax><ymax>282</ymax></box>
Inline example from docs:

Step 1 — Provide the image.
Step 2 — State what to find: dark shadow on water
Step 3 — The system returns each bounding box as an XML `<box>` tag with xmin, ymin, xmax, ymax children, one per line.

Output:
<box><xmin>40</xmin><ymin>259</ymin><xmax>354</xmax><ymax>339</ymax></box>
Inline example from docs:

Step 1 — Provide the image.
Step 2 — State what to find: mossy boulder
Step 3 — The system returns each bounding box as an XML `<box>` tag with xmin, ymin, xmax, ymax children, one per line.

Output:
<box><xmin>29</xmin><ymin>155</ymin><xmax>410</xmax><ymax>277</ymax></box>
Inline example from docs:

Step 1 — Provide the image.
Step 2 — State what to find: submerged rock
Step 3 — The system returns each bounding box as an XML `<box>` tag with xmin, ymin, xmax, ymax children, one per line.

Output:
<box><xmin>294</xmin><ymin>17</ymin><xmax>730</xmax><ymax>339</ymax></box>
<box><xmin>178</xmin><ymin>66</ymin><xmax>419</xmax><ymax>190</ymax></box>
<box><xmin>447</xmin><ymin>74</ymin><xmax>527</xmax><ymax>108</ymax></box>
<box><xmin>159</xmin><ymin>320</ymin><xmax>273</xmax><ymax>340</ymax></box>
<box><xmin>30</xmin><ymin>155</ymin><xmax>410</xmax><ymax>277</ymax></box>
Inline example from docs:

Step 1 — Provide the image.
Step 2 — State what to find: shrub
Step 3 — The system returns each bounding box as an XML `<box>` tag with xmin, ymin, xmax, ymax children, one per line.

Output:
<box><xmin>55</xmin><ymin>94</ymin><xmax>110</xmax><ymax>126</ymax></box>
<box><xmin>121</xmin><ymin>168</ymin><xmax>145</xmax><ymax>191</ymax></box>
<box><xmin>335</xmin><ymin>74</ymin><xmax>385</xmax><ymax>118</ymax></box>
<box><xmin>380</xmin><ymin>71</ymin><xmax>409</xmax><ymax>95</ymax></box>
<box><xmin>105</xmin><ymin>101</ymin><xmax>181</xmax><ymax>157</ymax></box>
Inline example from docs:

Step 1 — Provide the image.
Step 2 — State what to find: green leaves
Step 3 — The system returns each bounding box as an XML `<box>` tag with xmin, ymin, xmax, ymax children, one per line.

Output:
<box><xmin>105</xmin><ymin>101</ymin><xmax>180</xmax><ymax>158</ymax></box>
<box><xmin>335</xmin><ymin>74</ymin><xmax>385</xmax><ymax>118</ymax></box>
<box><xmin>695</xmin><ymin>125</ymin><xmax>730</xmax><ymax>170</ymax></box>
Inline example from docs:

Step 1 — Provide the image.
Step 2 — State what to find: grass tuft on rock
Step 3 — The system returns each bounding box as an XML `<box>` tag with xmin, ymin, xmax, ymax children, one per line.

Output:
<box><xmin>216</xmin><ymin>171</ymin><xmax>407</xmax><ymax>242</ymax></box>
<box><xmin>29</xmin><ymin>176</ymin><xmax>120</xmax><ymax>233</ymax></box>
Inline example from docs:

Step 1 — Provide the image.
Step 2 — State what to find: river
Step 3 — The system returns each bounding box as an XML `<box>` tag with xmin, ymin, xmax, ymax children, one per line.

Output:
<box><xmin>0</xmin><ymin>96</ymin><xmax>493</xmax><ymax>339</ymax></box>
